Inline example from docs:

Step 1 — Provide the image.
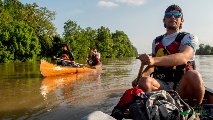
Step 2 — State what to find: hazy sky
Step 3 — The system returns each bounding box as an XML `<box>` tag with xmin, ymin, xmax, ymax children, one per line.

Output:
<box><xmin>19</xmin><ymin>0</ymin><xmax>213</xmax><ymax>53</ymax></box>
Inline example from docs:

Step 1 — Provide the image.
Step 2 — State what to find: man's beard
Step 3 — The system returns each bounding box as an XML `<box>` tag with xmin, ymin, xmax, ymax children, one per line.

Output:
<box><xmin>166</xmin><ymin>23</ymin><xmax>181</xmax><ymax>30</ymax></box>
<box><xmin>167</xmin><ymin>25</ymin><xmax>178</xmax><ymax>30</ymax></box>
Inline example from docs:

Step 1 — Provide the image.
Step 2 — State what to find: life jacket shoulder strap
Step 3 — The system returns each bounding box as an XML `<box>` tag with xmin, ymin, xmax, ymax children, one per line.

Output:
<box><xmin>154</xmin><ymin>35</ymin><xmax>164</xmax><ymax>43</ymax></box>
<box><xmin>155</xmin><ymin>32</ymin><xmax>189</xmax><ymax>44</ymax></box>
<box><xmin>175</xmin><ymin>32</ymin><xmax>189</xmax><ymax>42</ymax></box>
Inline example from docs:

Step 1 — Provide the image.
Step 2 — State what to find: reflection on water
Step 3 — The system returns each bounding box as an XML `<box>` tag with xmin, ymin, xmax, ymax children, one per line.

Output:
<box><xmin>39</xmin><ymin>72</ymin><xmax>103</xmax><ymax>106</ymax></box>
<box><xmin>40</xmin><ymin>74</ymin><xmax>84</xmax><ymax>99</ymax></box>
<box><xmin>0</xmin><ymin>61</ymin><xmax>42</xmax><ymax>119</ymax></box>
<box><xmin>0</xmin><ymin>56</ymin><xmax>213</xmax><ymax>119</ymax></box>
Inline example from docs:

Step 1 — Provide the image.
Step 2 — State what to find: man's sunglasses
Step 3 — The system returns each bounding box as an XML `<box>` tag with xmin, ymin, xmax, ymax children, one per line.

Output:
<box><xmin>165</xmin><ymin>12</ymin><xmax>182</xmax><ymax>18</ymax></box>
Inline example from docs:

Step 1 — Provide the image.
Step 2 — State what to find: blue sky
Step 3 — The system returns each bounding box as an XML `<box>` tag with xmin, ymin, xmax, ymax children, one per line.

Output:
<box><xmin>19</xmin><ymin>0</ymin><xmax>213</xmax><ymax>54</ymax></box>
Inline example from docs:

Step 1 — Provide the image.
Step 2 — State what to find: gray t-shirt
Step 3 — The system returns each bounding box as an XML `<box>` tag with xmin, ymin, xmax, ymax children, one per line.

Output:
<box><xmin>152</xmin><ymin>32</ymin><xmax>199</xmax><ymax>60</ymax></box>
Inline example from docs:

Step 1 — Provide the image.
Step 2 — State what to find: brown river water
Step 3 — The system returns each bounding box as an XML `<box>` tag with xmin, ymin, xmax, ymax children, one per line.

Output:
<box><xmin>0</xmin><ymin>56</ymin><xmax>212</xmax><ymax>120</ymax></box>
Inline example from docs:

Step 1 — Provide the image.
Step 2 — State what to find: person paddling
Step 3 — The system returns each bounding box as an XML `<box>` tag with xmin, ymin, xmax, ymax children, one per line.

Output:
<box><xmin>111</xmin><ymin>5</ymin><xmax>205</xmax><ymax>120</ymax></box>
<box><xmin>132</xmin><ymin>4</ymin><xmax>205</xmax><ymax>106</ymax></box>
<box><xmin>53</xmin><ymin>44</ymin><xmax>76</xmax><ymax>66</ymax></box>
<box><xmin>87</xmin><ymin>48</ymin><xmax>101</xmax><ymax>66</ymax></box>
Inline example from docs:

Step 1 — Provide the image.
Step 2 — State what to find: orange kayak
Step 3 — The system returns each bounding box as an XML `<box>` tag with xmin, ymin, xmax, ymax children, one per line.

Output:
<box><xmin>40</xmin><ymin>59</ymin><xmax>102</xmax><ymax>77</ymax></box>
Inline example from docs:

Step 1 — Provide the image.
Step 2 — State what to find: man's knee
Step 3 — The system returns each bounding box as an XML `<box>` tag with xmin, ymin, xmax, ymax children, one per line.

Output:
<box><xmin>183</xmin><ymin>70</ymin><xmax>203</xmax><ymax>84</ymax></box>
<box><xmin>184</xmin><ymin>70</ymin><xmax>202</xmax><ymax>79</ymax></box>
<box><xmin>180</xmin><ymin>70</ymin><xmax>205</xmax><ymax>94</ymax></box>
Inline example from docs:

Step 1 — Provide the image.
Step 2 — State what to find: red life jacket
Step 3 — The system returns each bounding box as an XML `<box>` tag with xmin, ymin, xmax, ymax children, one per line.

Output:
<box><xmin>91</xmin><ymin>54</ymin><xmax>99</xmax><ymax>62</ymax></box>
<box><xmin>95</xmin><ymin>56</ymin><xmax>100</xmax><ymax>62</ymax></box>
<box><xmin>153</xmin><ymin>32</ymin><xmax>188</xmax><ymax>85</ymax></box>
<box><xmin>155</xmin><ymin>32</ymin><xmax>188</xmax><ymax>56</ymax></box>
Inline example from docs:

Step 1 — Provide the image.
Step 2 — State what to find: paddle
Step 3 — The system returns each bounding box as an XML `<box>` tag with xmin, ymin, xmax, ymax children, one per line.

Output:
<box><xmin>54</xmin><ymin>57</ymin><xmax>75</xmax><ymax>63</ymax></box>
<box><xmin>52</xmin><ymin>57</ymin><xmax>84</xmax><ymax>67</ymax></box>
<box><xmin>137</xmin><ymin>61</ymin><xmax>145</xmax><ymax>80</ymax></box>
<box><xmin>132</xmin><ymin>59</ymin><xmax>145</xmax><ymax>87</ymax></box>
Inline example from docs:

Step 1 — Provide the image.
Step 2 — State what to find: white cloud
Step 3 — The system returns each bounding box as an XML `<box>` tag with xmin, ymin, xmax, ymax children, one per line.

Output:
<box><xmin>117</xmin><ymin>0</ymin><xmax>145</xmax><ymax>6</ymax></box>
<box><xmin>98</xmin><ymin>1</ymin><xmax>119</xmax><ymax>8</ymax></box>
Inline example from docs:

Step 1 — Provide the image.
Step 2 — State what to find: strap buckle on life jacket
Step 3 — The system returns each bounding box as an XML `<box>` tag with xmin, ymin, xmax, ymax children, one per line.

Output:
<box><xmin>185</xmin><ymin>65</ymin><xmax>193</xmax><ymax>71</ymax></box>
<box><xmin>186</xmin><ymin>60</ymin><xmax>196</xmax><ymax>70</ymax></box>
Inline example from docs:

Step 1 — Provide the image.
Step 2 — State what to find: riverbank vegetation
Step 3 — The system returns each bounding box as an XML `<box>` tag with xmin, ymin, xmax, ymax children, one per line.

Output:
<box><xmin>0</xmin><ymin>0</ymin><xmax>137</xmax><ymax>63</ymax></box>
<box><xmin>196</xmin><ymin>44</ymin><xmax>213</xmax><ymax>55</ymax></box>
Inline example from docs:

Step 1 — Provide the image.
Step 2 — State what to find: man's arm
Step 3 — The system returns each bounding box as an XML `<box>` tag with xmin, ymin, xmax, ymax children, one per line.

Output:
<box><xmin>152</xmin><ymin>45</ymin><xmax>194</xmax><ymax>66</ymax></box>
<box><xmin>142</xmin><ymin>65</ymin><xmax>154</xmax><ymax>77</ymax></box>
<box><xmin>96</xmin><ymin>52</ymin><xmax>100</xmax><ymax>59</ymax></box>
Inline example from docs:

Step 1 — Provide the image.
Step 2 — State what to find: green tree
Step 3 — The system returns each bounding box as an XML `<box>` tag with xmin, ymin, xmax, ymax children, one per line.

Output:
<box><xmin>62</xmin><ymin>20</ymin><xmax>138</xmax><ymax>59</ymax></box>
<box><xmin>0</xmin><ymin>21</ymin><xmax>40</xmax><ymax>62</ymax></box>
<box><xmin>21</xmin><ymin>3</ymin><xmax>56</xmax><ymax>57</ymax></box>
<box><xmin>0</xmin><ymin>0</ymin><xmax>57</xmax><ymax>62</ymax></box>
<box><xmin>95</xmin><ymin>26</ymin><xmax>113</xmax><ymax>58</ymax></box>
<box><xmin>112</xmin><ymin>30</ymin><xmax>137</xmax><ymax>57</ymax></box>
<box><xmin>196</xmin><ymin>44</ymin><xmax>213</xmax><ymax>55</ymax></box>
<box><xmin>63</xmin><ymin>20</ymin><xmax>82</xmax><ymax>58</ymax></box>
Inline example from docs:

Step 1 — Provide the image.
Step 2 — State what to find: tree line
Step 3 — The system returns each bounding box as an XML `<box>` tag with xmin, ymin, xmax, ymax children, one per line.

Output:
<box><xmin>196</xmin><ymin>44</ymin><xmax>213</xmax><ymax>55</ymax></box>
<box><xmin>0</xmin><ymin>0</ymin><xmax>138</xmax><ymax>63</ymax></box>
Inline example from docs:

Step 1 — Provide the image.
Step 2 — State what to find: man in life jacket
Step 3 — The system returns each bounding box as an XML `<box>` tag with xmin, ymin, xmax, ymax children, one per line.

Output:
<box><xmin>53</xmin><ymin>44</ymin><xmax>76</xmax><ymax>66</ymax></box>
<box><xmin>87</xmin><ymin>48</ymin><xmax>101</xmax><ymax>66</ymax></box>
<box><xmin>132</xmin><ymin>5</ymin><xmax>205</xmax><ymax>106</ymax></box>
